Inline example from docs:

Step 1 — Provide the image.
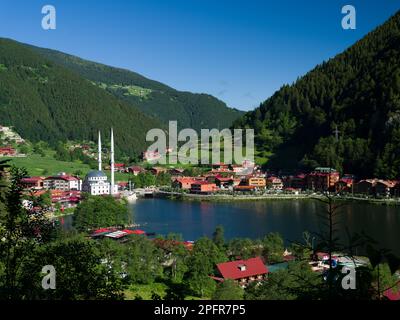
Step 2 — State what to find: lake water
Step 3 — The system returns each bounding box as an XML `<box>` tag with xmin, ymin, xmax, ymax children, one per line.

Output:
<box><xmin>60</xmin><ymin>198</ymin><xmax>400</xmax><ymax>256</ymax></box>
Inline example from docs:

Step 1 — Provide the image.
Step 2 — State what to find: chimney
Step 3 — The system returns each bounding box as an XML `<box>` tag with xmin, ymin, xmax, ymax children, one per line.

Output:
<box><xmin>238</xmin><ymin>264</ymin><xmax>247</xmax><ymax>271</ymax></box>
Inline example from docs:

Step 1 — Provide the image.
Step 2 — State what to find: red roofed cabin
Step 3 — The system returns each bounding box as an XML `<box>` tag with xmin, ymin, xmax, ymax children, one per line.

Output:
<box><xmin>383</xmin><ymin>283</ymin><xmax>400</xmax><ymax>301</ymax></box>
<box><xmin>190</xmin><ymin>181</ymin><xmax>218</xmax><ymax>194</ymax></box>
<box><xmin>149</xmin><ymin>167</ymin><xmax>167</xmax><ymax>175</ymax></box>
<box><xmin>375</xmin><ymin>180</ymin><xmax>397</xmax><ymax>198</ymax></box>
<box><xmin>335</xmin><ymin>175</ymin><xmax>354</xmax><ymax>193</ymax></box>
<box><xmin>0</xmin><ymin>146</ymin><xmax>16</xmax><ymax>156</ymax></box>
<box><xmin>127</xmin><ymin>166</ymin><xmax>144</xmax><ymax>176</ymax></box>
<box><xmin>104</xmin><ymin>163</ymin><xmax>125</xmax><ymax>172</ymax></box>
<box><xmin>216</xmin><ymin>257</ymin><xmax>269</xmax><ymax>288</ymax></box>
<box><xmin>354</xmin><ymin>179</ymin><xmax>377</xmax><ymax>195</ymax></box>
<box><xmin>283</xmin><ymin>174</ymin><xmax>306</xmax><ymax>190</ymax></box>
<box><xmin>173</xmin><ymin>177</ymin><xmax>196</xmax><ymax>190</ymax></box>
<box><xmin>21</xmin><ymin>177</ymin><xmax>45</xmax><ymax>190</ymax></box>
<box><xmin>114</xmin><ymin>163</ymin><xmax>126</xmax><ymax>172</ymax></box>
<box><xmin>307</xmin><ymin>167</ymin><xmax>339</xmax><ymax>192</ymax></box>
<box><xmin>266</xmin><ymin>176</ymin><xmax>283</xmax><ymax>190</ymax></box>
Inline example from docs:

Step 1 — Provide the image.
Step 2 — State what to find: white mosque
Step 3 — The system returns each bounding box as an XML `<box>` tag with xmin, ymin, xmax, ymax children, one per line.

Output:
<box><xmin>82</xmin><ymin>128</ymin><xmax>118</xmax><ymax>196</ymax></box>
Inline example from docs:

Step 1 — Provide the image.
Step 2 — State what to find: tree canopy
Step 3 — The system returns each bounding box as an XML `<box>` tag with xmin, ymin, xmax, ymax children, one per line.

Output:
<box><xmin>73</xmin><ymin>195</ymin><xmax>129</xmax><ymax>232</ymax></box>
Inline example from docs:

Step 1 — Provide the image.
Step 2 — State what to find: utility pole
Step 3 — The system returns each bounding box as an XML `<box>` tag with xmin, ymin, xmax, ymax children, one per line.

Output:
<box><xmin>333</xmin><ymin>125</ymin><xmax>340</xmax><ymax>142</ymax></box>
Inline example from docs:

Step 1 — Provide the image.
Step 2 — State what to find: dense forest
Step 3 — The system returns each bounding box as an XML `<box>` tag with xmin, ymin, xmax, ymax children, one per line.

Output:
<box><xmin>233</xmin><ymin>10</ymin><xmax>400</xmax><ymax>179</ymax></box>
<box><xmin>28</xmin><ymin>44</ymin><xmax>244</xmax><ymax>132</ymax></box>
<box><xmin>0</xmin><ymin>38</ymin><xmax>165</xmax><ymax>157</ymax></box>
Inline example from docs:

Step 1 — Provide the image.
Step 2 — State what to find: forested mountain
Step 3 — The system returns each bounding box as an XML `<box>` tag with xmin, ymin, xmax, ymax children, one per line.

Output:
<box><xmin>0</xmin><ymin>38</ymin><xmax>162</xmax><ymax>156</ymax></box>
<box><xmin>233</xmin><ymin>10</ymin><xmax>400</xmax><ymax>179</ymax></box>
<box><xmin>28</xmin><ymin>45</ymin><xmax>244</xmax><ymax>132</ymax></box>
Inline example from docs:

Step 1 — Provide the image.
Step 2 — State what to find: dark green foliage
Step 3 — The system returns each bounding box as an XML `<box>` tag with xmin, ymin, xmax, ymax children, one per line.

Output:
<box><xmin>19</xmin><ymin>234</ymin><xmax>124</xmax><ymax>300</ymax></box>
<box><xmin>0</xmin><ymin>166</ymin><xmax>55</xmax><ymax>299</ymax></box>
<box><xmin>245</xmin><ymin>261</ymin><xmax>323</xmax><ymax>300</ymax></box>
<box><xmin>73</xmin><ymin>195</ymin><xmax>129</xmax><ymax>232</ymax></box>
<box><xmin>124</xmin><ymin>235</ymin><xmax>163</xmax><ymax>284</ymax></box>
<box><xmin>131</xmin><ymin>172</ymin><xmax>156</xmax><ymax>188</ymax></box>
<box><xmin>212</xmin><ymin>279</ymin><xmax>244</xmax><ymax>300</ymax></box>
<box><xmin>28</xmin><ymin>44</ymin><xmax>244</xmax><ymax>132</ymax></box>
<box><xmin>212</xmin><ymin>225</ymin><xmax>225</xmax><ymax>249</ymax></box>
<box><xmin>234</xmin><ymin>11</ymin><xmax>400</xmax><ymax>178</ymax></box>
<box><xmin>227</xmin><ymin>238</ymin><xmax>262</xmax><ymax>260</ymax></box>
<box><xmin>186</xmin><ymin>237</ymin><xmax>227</xmax><ymax>297</ymax></box>
<box><xmin>262</xmin><ymin>232</ymin><xmax>284</xmax><ymax>264</ymax></box>
<box><xmin>155</xmin><ymin>172</ymin><xmax>172</xmax><ymax>187</ymax></box>
<box><xmin>0</xmin><ymin>38</ymin><xmax>162</xmax><ymax>157</ymax></box>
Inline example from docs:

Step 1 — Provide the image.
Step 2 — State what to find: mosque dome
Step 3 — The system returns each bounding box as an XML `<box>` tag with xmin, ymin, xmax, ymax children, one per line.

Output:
<box><xmin>85</xmin><ymin>170</ymin><xmax>107</xmax><ymax>181</ymax></box>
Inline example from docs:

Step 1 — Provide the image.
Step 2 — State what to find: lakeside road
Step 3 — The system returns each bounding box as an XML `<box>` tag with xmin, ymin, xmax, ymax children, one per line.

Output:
<box><xmin>155</xmin><ymin>190</ymin><xmax>400</xmax><ymax>206</ymax></box>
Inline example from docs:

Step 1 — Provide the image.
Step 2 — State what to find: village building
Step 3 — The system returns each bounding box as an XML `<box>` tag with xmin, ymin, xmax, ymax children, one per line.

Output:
<box><xmin>283</xmin><ymin>174</ymin><xmax>306</xmax><ymax>190</ymax></box>
<box><xmin>142</xmin><ymin>151</ymin><xmax>161</xmax><ymax>162</ymax></box>
<box><xmin>82</xmin><ymin>171</ymin><xmax>112</xmax><ymax>195</ymax></box>
<box><xmin>211</xmin><ymin>163</ymin><xmax>229</xmax><ymax>170</ymax></box>
<box><xmin>149</xmin><ymin>167</ymin><xmax>168</xmax><ymax>175</ymax></box>
<box><xmin>50</xmin><ymin>190</ymin><xmax>81</xmax><ymax>207</ymax></box>
<box><xmin>21</xmin><ymin>176</ymin><xmax>45</xmax><ymax>190</ymax></box>
<box><xmin>307</xmin><ymin>167</ymin><xmax>340</xmax><ymax>192</ymax></box>
<box><xmin>246</xmin><ymin>177</ymin><xmax>266</xmax><ymax>189</ymax></box>
<box><xmin>242</xmin><ymin>159</ymin><xmax>255</xmax><ymax>168</ymax></box>
<box><xmin>172</xmin><ymin>177</ymin><xmax>197</xmax><ymax>190</ymax></box>
<box><xmin>0</xmin><ymin>146</ymin><xmax>17</xmax><ymax>156</ymax></box>
<box><xmin>375</xmin><ymin>180</ymin><xmax>397</xmax><ymax>197</ymax></box>
<box><xmin>43</xmin><ymin>173</ymin><xmax>81</xmax><ymax>191</ymax></box>
<box><xmin>353</xmin><ymin>179</ymin><xmax>377</xmax><ymax>195</ymax></box>
<box><xmin>335</xmin><ymin>176</ymin><xmax>355</xmax><ymax>193</ymax></box>
<box><xmin>214</xmin><ymin>257</ymin><xmax>269</xmax><ymax>288</ymax></box>
<box><xmin>266</xmin><ymin>176</ymin><xmax>283</xmax><ymax>190</ymax></box>
<box><xmin>30</xmin><ymin>189</ymin><xmax>81</xmax><ymax>208</ymax></box>
<box><xmin>105</xmin><ymin>163</ymin><xmax>126</xmax><ymax>172</ymax></box>
<box><xmin>230</xmin><ymin>164</ymin><xmax>253</xmax><ymax>175</ymax></box>
<box><xmin>190</xmin><ymin>181</ymin><xmax>218</xmax><ymax>194</ymax></box>
<box><xmin>230</xmin><ymin>164</ymin><xmax>245</xmax><ymax>173</ymax></box>
<box><xmin>215</xmin><ymin>176</ymin><xmax>234</xmax><ymax>188</ymax></box>
<box><xmin>169</xmin><ymin>168</ymin><xmax>185</xmax><ymax>176</ymax></box>
<box><xmin>234</xmin><ymin>185</ymin><xmax>256</xmax><ymax>192</ymax></box>
<box><xmin>0</xmin><ymin>126</ymin><xmax>25</xmax><ymax>144</ymax></box>
<box><xmin>127</xmin><ymin>166</ymin><xmax>144</xmax><ymax>176</ymax></box>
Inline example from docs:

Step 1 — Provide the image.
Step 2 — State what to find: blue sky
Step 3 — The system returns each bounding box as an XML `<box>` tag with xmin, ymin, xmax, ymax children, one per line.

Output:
<box><xmin>0</xmin><ymin>0</ymin><xmax>399</xmax><ymax>110</ymax></box>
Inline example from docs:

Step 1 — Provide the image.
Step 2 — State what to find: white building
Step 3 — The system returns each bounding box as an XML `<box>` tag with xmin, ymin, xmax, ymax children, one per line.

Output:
<box><xmin>82</xmin><ymin>129</ymin><xmax>118</xmax><ymax>196</ymax></box>
<box><xmin>43</xmin><ymin>172</ymin><xmax>81</xmax><ymax>191</ymax></box>
<box><xmin>81</xmin><ymin>170</ymin><xmax>111</xmax><ymax>195</ymax></box>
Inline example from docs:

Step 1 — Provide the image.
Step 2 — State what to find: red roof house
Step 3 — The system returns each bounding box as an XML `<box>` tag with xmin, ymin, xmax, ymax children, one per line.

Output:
<box><xmin>383</xmin><ymin>283</ymin><xmax>400</xmax><ymax>300</ymax></box>
<box><xmin>173</xmin><ymin>177</ymin><xmax>196</xmax><ymax>190</ymax></box>
<box><xmin>0</xmin><ymin>146</ymin><xmax>16</xmax><ymax>156</ymax></box>
<box><xmin>190</xmin><ymin>181</ymin><xmax>218</xmax><ymax>194</ymax></box>
<box><xmin>216</xmin><ymin>257</ymin><xmax>269</xmax><ymax>287</ymax></box>
<box><xmin>21</xmin><ymin>176</ymin><xmax>45</xmax><ymax>190</ymax></box>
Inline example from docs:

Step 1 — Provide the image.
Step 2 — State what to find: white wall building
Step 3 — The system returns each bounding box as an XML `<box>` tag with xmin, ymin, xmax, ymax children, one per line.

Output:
<box><xmin>81</xmin><ymin>130</ymin><xmax>118</xmax><ymax>196</ymax></box>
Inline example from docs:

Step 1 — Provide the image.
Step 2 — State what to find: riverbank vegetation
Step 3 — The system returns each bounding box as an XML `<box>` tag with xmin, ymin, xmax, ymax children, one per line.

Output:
<box><xmin>156</xmin><ymin>189</ymin><xmax>400</xmax><ymax>206</ymax></box>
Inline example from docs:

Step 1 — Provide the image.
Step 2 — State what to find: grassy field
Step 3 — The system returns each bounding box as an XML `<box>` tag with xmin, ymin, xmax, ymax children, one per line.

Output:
<box><xmin>124</xmin><ymin>282</ymin><xmax>206</xmax><ymax>300</ymax></box>
<box><xmin>125</xmin><ymin>283</ymin><xmax>169</xmax><ymax>300</ymax></box>
<box><xmin>4</xmin><ymin>155</ymin><xmax>131</xmax><ymax>182</ymax></box>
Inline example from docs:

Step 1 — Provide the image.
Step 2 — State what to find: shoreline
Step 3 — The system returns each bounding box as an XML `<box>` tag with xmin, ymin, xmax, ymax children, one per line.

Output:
<box><xmin>154</xmin><ymin>191</ymin><xmax>400</xmax><ymax>206</ymax></box>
